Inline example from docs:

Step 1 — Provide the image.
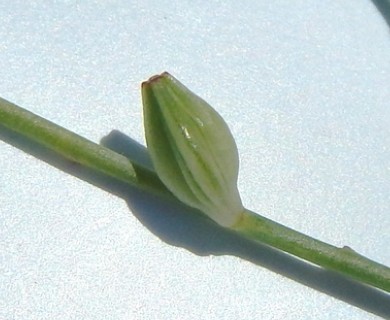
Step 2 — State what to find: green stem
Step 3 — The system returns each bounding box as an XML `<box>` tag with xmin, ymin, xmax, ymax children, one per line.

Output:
<box><xmin>0</xmin><ymin>97</ymin><xmax>170</xmax><ymax>197</ymax></box>
<box><xmin>233</xmin><ymin>210</ymin><xmax>390</xmax><ymax>292</ymax></box>
<box><xmin>1</xmin><ymin>97</ymin><xmax>389</xmax><ymax>292</ymax></box>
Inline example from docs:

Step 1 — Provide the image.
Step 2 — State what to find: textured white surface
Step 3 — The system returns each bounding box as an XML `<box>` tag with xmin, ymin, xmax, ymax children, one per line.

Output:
<box><xmin>1</xmin><ymin>1</ymin><xmax>389</xmax><ymax>319</ymax></box>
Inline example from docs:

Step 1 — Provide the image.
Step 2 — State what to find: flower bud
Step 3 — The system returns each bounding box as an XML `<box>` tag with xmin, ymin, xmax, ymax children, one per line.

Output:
<box><xmin>142</xmin><ymin>72</ymin><xmax>243</xmax><ymax>227</ymax></box>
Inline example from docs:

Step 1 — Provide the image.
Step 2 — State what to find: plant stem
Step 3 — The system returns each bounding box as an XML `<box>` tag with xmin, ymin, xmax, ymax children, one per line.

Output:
<box><xmin>1</xmin><ymin>97</ymin><xmax>389</xmax><ymax>292</ymax></box>
<box><xmin>233</xmin><ymin>210</ymin><xmax>390</xmax><ymax>292</ymax></box>
<box><xmin>0</xmin><ymin>97</ymin><xmax>170</xmax><ymax>197</ymax></box>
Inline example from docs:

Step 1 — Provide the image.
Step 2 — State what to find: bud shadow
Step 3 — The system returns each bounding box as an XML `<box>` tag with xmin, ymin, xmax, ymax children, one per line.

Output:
<box><xmin>371</xmin><ymin>0</ymin><xmax>390</xmax><ymax>30</ymax></box>
<box><xmin>1</xmin><ymin>124</ymin><xmax>389</xmax><ymax>318</ymax></box>
<box><xmin>101</xmin><ymin>130</ymin><xmax>390</xmax><ymax>318</ymax></box>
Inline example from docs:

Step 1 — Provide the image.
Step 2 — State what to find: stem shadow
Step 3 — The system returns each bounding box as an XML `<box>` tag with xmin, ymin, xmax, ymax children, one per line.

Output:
<box><xmin>1</xmin><ymin>125</ymin><xmax>389</xmax><ymax>318</ymax></box>
<box><xmin>101</xmin><ymin>130</ymin><xmax>390</xmax><ymax>319</ymax></box>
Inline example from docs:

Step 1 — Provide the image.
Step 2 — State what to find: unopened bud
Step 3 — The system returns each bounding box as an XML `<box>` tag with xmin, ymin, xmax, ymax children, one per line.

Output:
<box><xmin>142</xmin><ymin>72</ymin><xmax>243</xmax><ymax>227</ymax></box>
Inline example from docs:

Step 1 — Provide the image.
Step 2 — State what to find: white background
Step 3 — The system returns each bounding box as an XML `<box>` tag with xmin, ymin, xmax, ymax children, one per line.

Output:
<box><xmin>1</xmin><ymin>1</ymin><xmax>389</xmax><ymax>319</ymax></box>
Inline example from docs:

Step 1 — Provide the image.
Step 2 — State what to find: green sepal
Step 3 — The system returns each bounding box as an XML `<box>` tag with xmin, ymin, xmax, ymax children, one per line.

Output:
<box><xmin>142</xmin><ymin>72</ymin><xmax>243</xmax><ymax>227</ymax></box>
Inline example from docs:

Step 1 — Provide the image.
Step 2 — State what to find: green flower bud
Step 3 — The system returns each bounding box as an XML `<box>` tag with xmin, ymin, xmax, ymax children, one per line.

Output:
<box><xmin>142</xmin><ymin>72</ymin><xmax>244</xmax><ymax>227</ymax></box>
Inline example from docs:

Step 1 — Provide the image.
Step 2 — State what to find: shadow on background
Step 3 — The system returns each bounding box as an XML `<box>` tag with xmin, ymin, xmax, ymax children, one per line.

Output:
<box><xmin>372</xmin><ymin>0</ymin><xmax>390</xmax><ymax>29</ymax></box>
<box><xmin>1</xmin><ymin>125</ymin><xmax>389</xmax><ymax>318</ymax></box>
